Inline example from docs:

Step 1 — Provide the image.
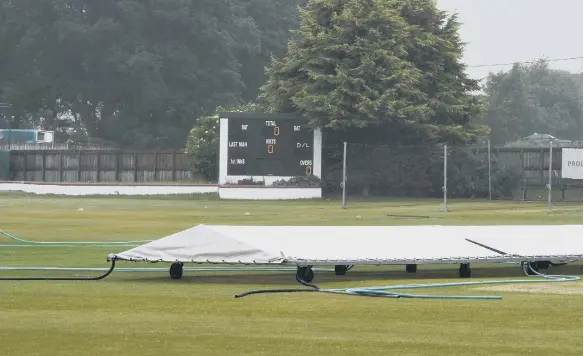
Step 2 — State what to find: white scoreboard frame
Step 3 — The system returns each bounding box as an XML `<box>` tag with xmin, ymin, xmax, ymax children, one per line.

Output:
<box><xmin>218</xmin><ymin>114</ymin><xmax>322</xmax><ymax>185</ymax></box>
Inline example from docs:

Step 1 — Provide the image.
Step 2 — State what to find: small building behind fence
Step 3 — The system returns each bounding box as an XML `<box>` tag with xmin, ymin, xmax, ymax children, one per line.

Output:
<box><xmin>0</xmin><ymin>129</ymin><xmax>55</xmax><ymax>147</ymax></box>
<box><xmin>495</xmin><ymin>133</ymin><xmax>583</xmax><ymax>187</ymax></box>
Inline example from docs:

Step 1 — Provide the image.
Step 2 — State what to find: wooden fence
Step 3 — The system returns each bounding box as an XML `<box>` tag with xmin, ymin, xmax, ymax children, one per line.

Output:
<box><xmin>0</xmin><ymin>142</ymin><xmax>115</xmax><ymax>151</ymax></box>
<box><xmin>7</xmin><ymin>150</ymin><xmax>195</xmax><ymax>183</ymax></box>
<box><xmin>3</xmin><ymin>146</ymin><xmax>581</xmax><ymax>186</ymax></box>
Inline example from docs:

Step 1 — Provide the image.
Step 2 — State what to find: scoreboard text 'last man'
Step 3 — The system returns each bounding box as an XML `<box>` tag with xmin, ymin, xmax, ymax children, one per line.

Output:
<box><xmin>217</xmin><ymin>113</ymin><xmax>322</xmax><ymax>185</ymax></box>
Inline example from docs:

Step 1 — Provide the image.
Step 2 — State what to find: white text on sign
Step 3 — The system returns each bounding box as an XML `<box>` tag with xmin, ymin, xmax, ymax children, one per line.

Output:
<box><xmin>300</xmin><ymin>160</ymin><xmax>312</xmax><ymax>166</ymax></box>
<box><xmin>230</xmin><ymin>158</ymin><xmax>245</xmax><ymax>165</ymax></box>
<box><xmin>265</xmin><ymin>121</ymin><xmax>276</xmax><ymax>126</ymax></box>
<box><xmin>294</xmin><ymin>126</ymin><xmax>301</xmax><ymax>131</ymax></box>
<box><xmin>241</xmin><ymin>125</ymin><xmax>248</xmax><ymax>131</ymax></box>
<box><xmin>266</xmin><ymin>138</ymin><xmax>276</xmax><ymax>144</ymax></box>
<box><xmin>297</xmin><ymin>142</ymin><xmax>310</xmax><ymax>148</ymax></box>
<box><xmin>229</xmin><ymin>141</ymin><xmax>247</xmax><ymax>147</ymax></box>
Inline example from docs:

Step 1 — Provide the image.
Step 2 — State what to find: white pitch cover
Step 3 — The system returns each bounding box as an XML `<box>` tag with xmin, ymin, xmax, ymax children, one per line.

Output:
<box><xmin>111</xmin><ymin>225</ymin><xmax>284</xmax><ymax>264</ymax></box>
<box><xmin>466</xmin><ymin>225</ymin><xmax>583</xmax><ymax>257</ymax></box>
<box><xmin>109</xmin><ymin>224</ymin><xmax>583</xmax><ymax>265</ymax></box>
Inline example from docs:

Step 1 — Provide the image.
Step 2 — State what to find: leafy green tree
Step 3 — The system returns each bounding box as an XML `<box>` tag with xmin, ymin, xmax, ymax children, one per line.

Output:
<box><xmin>257</xmin><ymin>0</ymin><xmax>490</xmax><ymax>197</ymax></box>
<box><xmin>238</xmin><ymin>0</ymin><xmax>309</xmax><ymax>102</ymax></box>
<box><xmin>0</xmin><ymin>0</ymin><xmax>70</xmax><ymax>130</ymax></box>
<box><xmin>483</xmin><ymin>59</ymin><xmax>583</xmax><ymax>144</ymax></box>
<box><xmin>259</xmin><ymin>0</ymin><xmax>485</xmax><ymax>145</ymax></box>
<box><xmin>0</xmin><ymin>0</ymin><xmax>305</xmax><ymax>147</ymax></box>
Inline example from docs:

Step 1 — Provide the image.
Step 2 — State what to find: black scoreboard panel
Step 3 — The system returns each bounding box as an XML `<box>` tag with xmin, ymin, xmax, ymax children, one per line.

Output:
<box><xmin>227</xmin><ymin>118</ymin><xmax>314</xmax><ymax>176</ymax></box>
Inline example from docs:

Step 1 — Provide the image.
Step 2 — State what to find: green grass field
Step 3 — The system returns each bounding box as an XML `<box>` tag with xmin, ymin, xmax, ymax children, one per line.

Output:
<box><xmin>0</xmin><ymin>193</ymin><xmax>582</xmax><ymax>356</ymax></box>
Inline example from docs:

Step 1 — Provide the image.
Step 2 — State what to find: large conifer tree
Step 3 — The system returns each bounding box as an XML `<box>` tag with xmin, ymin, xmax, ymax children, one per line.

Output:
<box><xmin>260</xmin><ymin>0</ymin><xmax>485</xmax><ymax>144</ymax></box>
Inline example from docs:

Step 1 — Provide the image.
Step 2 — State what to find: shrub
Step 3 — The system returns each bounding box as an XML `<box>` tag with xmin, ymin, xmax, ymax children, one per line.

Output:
<box><xmin>185</xmin><ymin>103</ymin><xmax>264</xmax><ymax>182</ymax></box>
<box><xmin>236</xmin><ymin>177</ymin><xmax>265</xmax><ymax>186</ymax></box>
<box><xmin>185</xmin><ymin>114</ymin><xmax>219</xmax><ymax>182</ymax></box>
<box><xmin>271</xmin><ymin>175</ymin><xmax>322</xmax><ymax>187</ymax></box>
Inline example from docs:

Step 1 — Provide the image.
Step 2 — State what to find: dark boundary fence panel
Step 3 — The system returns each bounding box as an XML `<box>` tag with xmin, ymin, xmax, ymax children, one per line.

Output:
<box><xmin>321</xmin><ymin>142</ymin><xmax>582</xmax><ymax>202</ymax></box>
<box><xmin>0</xmin><ymin>151</ymin><xmax>9</xmax><ymax>180</ymax></box>
<box><xmin>7</xmin><ymin>150</ymin><xmax>195</xmax><ymax>183</ymax></box>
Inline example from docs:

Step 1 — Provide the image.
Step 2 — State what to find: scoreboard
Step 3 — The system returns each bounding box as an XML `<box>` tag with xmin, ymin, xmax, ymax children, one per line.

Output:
<box><xmin>218</xmin><ymin>113</ymin><xmax>322</xmax><ymax>185</ymax></box>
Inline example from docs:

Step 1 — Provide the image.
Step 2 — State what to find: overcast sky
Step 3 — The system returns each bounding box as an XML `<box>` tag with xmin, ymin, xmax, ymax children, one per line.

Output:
<box><xmin>436</xmin><ymin>0</ymin><xmax>583</xmax><ymax>81</ymax></box>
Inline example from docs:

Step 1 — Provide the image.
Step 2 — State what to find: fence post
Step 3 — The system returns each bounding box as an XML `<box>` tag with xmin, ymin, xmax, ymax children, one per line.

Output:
<box><xmin>96</xmin><ymin>151</ymin><xmax>101</xmax><ymax>182</ymax></box>
<box><xmin>342</xmin><ymin>141</ymin><xmax>347</xmax><ymax>209</ymax></box>
<box><xmin>59</xmin><ymin>151</ymin><xmax>63</xmax><ymax>182</ymax></box>
<box><xmin>520</xmin><ymin>148</ymin><xmax>525</xmax><ymax>201</ymax></box>
<box><xmin>41</xmin><ymin>151</ymin><xmax>46</xmax><ymax>182</ymax></box>
<box><xmin>547</xmin><ymin>140</ymin><xmax>553</xmax><ymax>214</ymax></box>
<box><xmin>443</xmin><ymin>144</ymin><xmax>448</xmax><ymax>212</ymax></box>
<box><xmin>153</xmin><ymin>151</ymin><xmax>158</xmax><ymax>182</ymax></box>
<box><xmin>133</xmin><ymin>153</ymin><xmax>138</xmax><ymax>182</ymax></box>
<box><xmin>171</xmin><ymin>151</ymin><xmax>177</xmax><ymax>181</ymax></box>
<box><xmin>23</xmin><ymin>153</ymin><xmax>27</xmax><ymax>181</ymax></box>
<box><xmin>115</xmin><ymin>151</ymin><xmax>120</xmax><ymax>182</ymax></box>
<box><xmin>487</xmin><ymin>139</ymin><xmax>492</xmax><ymax>200</ymax></box>
<box><xmin>77</xmin><ymin>152</ymin><xmax>81</xmax><ymax>181</ymax></box>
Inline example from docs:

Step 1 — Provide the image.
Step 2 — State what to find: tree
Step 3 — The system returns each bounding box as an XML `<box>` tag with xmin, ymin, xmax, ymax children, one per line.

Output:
<box><xmin>258</xmin><ymin>0</ymin><xmax>485</xmax><ymax>146</ymax></box>
<box><xmin>0</xmin><ymin>0</ymin><xmax>305</xmax><ymax>148</ymax></box>
<box><xmin>238</xmin><ymin>0</ymin><xmax>309</xmax><ymax>102</ymax></box>
<box><xmin>0</xmin><ymin>0</ymin><xmax>70</xmax><ymax>130</ymax></box>
<box><xmin>185</xmin><ymin>103</ymin><xmax>263</xmax><ymax>181</ymax></box>
<box><xmin>483</xmin><ymin>59</ymin><xmax>583</xmax><ymax>144</ymax></box>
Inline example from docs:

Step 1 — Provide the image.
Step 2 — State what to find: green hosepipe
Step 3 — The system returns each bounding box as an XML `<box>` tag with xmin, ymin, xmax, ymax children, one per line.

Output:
<box><xmin>317</xmin><ymin>262</ymin><xmax>580</xmax><ymax>299</ymax></box>
<box><xmin>235</xmin><ymin>262</ymin><xmax>580</xmax><ymax>300</ymax></box>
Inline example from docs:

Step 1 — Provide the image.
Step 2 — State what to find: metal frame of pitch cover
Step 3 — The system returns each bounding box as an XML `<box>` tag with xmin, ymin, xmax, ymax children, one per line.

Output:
<box><xmin>2</xmin><ymin>252</ymin><xmax>578</xmax><ymax>283</ymax></box>
<box><xmin>105</xmin><ymin>250</ymin><xmax>582</xmax><ymax>283</ymax></box>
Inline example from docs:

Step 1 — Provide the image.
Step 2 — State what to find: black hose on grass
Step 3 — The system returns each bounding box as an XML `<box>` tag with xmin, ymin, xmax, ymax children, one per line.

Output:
<box><xmin>0</xmin><ymin>259</ymin><xmax>116</xmax><ymax>281</ymax></box>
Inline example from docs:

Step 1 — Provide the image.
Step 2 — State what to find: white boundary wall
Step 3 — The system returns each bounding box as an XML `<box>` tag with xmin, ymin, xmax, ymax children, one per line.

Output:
<box><xmin>219</xmin><ymin>187</ymin><xmax>321</xmax><ymax>200</ymax></box>
<box><xmin>0</xmin><ymin>182</ymin><xmax>322</xmax><ymax>199</ymax></box>
<box><xmin>0</xmin><ymin>182</ymin><xmax>218</xmax><ymax>196</ymax></box>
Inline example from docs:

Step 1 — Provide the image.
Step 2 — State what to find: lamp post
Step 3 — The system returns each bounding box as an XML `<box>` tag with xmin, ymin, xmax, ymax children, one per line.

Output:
<box><xmin>547</xmin><ymin>139</ymin><xmax>553</xmax><ymax>214</ymax></box>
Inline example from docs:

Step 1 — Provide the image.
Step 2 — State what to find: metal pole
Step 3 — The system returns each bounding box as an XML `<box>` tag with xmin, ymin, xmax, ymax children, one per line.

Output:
<box><xmin>342</xmin><ymin>141</ymin><xmax>347</xmax><ymax>209</ymax></box>
<box><xmin>443</xmin><ymin>144</ymin><xmax>448</xmax><ymax>212</ymax></box>
<box><xmin>547</xmin><ymin>140</ymin><xmax>553</xmax><ymax>214</ymax></box>
<box><xmin>487</xmin><ymin>139</ymin><xmax>492</xmax><ymax>200</ymax></box>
